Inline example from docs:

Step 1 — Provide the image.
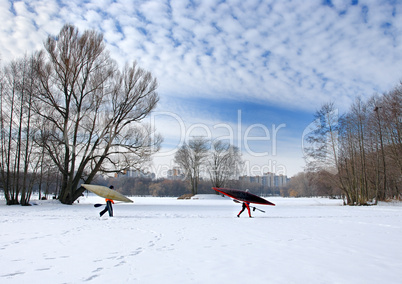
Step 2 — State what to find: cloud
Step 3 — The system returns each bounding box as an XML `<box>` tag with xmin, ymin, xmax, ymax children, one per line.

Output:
<box><xmin>2</xmin><ymin>0</ymin><xmax>401</xmax><ymax>112</ymax></box>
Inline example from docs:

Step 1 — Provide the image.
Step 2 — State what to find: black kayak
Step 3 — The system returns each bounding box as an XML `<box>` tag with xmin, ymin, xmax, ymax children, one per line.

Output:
<box><xmin>213</xmin><ymin>187</ymin><xmax>275</xmax><ymax>206</ymax></box>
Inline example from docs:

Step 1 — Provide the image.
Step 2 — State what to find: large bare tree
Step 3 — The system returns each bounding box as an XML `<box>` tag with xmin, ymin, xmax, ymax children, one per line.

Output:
<box><xmin>33</xmin><ymin>24</ymin><xmax>162</xmax><ymax>204</ymax></box>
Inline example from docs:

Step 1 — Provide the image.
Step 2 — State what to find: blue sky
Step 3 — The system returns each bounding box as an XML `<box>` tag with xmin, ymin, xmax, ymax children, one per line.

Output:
<box><xmin>1</xmin><ymin>0</ymin><xmax>402</xmax><ymax>177</ymax></box>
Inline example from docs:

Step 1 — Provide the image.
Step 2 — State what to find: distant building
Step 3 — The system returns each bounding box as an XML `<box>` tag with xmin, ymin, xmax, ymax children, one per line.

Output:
<box><xmin>167</xmin><ymin>167</ymin><xmax>185</xmax><ymax>180</ymax></box>
<box><xmin>115</xmin><ymin>168</ymin><xmax>156</xmax><ymax>180</ymax></box>
<box><xmin>240</xmin><ymin>172</ymin><xmax>289</xmax><ymax>187</ymax></box>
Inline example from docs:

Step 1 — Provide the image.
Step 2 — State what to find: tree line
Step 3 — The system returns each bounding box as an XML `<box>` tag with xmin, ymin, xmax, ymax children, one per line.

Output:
<box><xmin>303</xmin><ymin>86</ymin><xmax>401</xmax><ymax>205</ymax></box>
<box><xmin>0</xmin><ymin>24</ymin><xmax>161</xmax><ymax>205</ymax></box>
<box><xmin>80</xmin><ymin>175</ymin><xmax>283</xmax><ymax>198</ymax></box>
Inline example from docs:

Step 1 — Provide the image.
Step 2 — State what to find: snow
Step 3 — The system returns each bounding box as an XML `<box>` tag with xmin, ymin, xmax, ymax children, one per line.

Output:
<box><xmin>1</xmin><ymin>195</ymin><xmax>402</xmax><ymax>284</ymax></box>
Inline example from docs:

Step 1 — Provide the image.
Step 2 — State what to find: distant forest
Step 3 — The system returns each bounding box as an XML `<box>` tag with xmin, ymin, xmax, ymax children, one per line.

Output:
<box><xmin>81</xmin><ymin>175</ymin><xmax>285</xmax><ymax>198</ymax></box>
<box><xmin>86</xmin><ymin>170</ymin><xmax>342</xmax><ymax>199</ymax></box>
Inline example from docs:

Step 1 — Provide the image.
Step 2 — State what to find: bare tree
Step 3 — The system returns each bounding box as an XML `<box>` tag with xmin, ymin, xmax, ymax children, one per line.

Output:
<box><xmin>304</xmin><ymin>102</ymin><xmax>339</xmax><ymax>173</ymax></box>
<box><xmin>0</xmin><ymin>55</ymin><xmax>41</xmax><ymax>205</ymax></box>
<box><xmin>208</xmin><ymin>140</ymin><xmax>242</xmax><ymax>189</ymax></box>
<box><xmin>0</xmin><ymin>60</ymin><xmax>19</xmax><ymax>205</ymax></box>
<box><xmin>372</xmin><ymin>87</ymin><xmax>402</xmax><ymax>200</ymax></box>
<box><xmin>174</xmin><ymin>137</ymin><xmax>209</xmax><ymax>195</ymax></box>
<box><xmin>303</xmin><ymin>103</ymin><xmax>350</xmax><ymax>199</ymax></box>
<box><xmin>33</xmin><ymin>24</ymin><xmax>162</xmax><ymax>204</ymax></box>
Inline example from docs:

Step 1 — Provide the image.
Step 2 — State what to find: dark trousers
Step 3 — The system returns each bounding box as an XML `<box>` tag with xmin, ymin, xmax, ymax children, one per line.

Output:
<box><xmin>100</xmin><ymin>201</ymin><xmax>113</xmax><ymax>217</ymax></box>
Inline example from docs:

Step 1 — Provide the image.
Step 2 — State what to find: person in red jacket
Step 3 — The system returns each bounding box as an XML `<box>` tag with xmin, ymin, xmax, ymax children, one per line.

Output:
<box><xmin>237</xmin><ymin>201</ymin><xmax>252</xmax><ymax>218</ymax></box>
<box><xmin>100</xmin><ymin>186</ymin><xmax>115</xmax><ymax>217</ymax></box>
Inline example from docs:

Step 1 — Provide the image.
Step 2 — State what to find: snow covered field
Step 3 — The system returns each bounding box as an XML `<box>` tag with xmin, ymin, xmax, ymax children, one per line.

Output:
<box><xmin>1</xmin><ymin>195</ymin><xmax>402</xmax><ymax>284</ymax></box>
